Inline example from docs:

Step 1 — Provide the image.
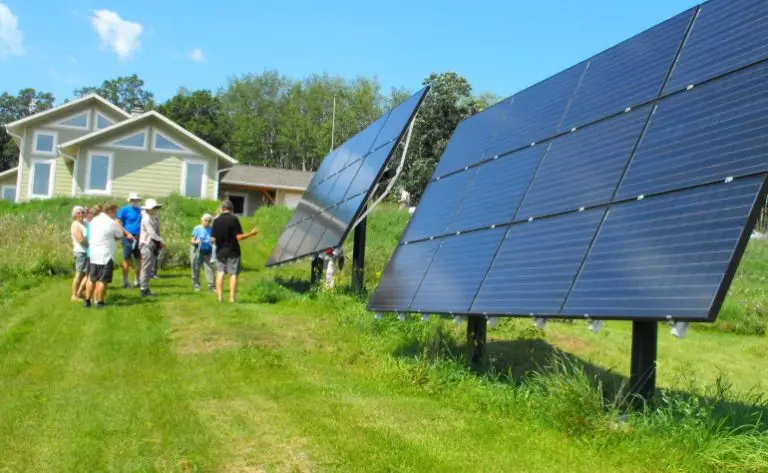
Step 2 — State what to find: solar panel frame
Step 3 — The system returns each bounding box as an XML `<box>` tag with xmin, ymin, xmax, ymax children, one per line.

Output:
<box><xmin>267</xmin><ymin>86</ymin><xmax>429</xmax><ymax>267</ymax></box>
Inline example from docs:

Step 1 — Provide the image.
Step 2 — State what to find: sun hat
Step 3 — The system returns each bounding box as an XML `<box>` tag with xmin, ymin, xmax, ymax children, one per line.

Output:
<box><xmin>142</xmin><ymin>198</ymin><xmax>162</xmax><ymax>210</ymax></box>
<box><xmin>127</xmin><ymin>192</ymin><xmax>141</xmax><ymax>202</ymax></box>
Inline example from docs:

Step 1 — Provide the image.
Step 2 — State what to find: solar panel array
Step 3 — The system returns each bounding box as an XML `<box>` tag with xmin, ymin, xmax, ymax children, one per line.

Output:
<box><xmin>267</xmin><ymin>87</ymin><xmax>429</xmax><ymax>266</ymax></box>
<box><xmin>369</xmin><ymin>0</ymin><xmax>768</xmax><ymax>322</ymax></box>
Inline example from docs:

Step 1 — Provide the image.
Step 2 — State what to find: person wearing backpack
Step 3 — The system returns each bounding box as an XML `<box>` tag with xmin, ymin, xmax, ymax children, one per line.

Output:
<box><xmin>190</xmin><ymin>213</ymin><xmax>216</xmax><ymax>292</ymax></box>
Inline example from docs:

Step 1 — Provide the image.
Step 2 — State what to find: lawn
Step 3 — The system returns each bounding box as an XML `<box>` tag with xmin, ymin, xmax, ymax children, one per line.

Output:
<box><xmin>1</xmin><ymin>202</ymin><xmax>767</xmax><ymax>472</ymax></box>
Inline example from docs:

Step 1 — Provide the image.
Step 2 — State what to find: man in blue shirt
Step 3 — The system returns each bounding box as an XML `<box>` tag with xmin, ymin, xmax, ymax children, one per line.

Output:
<box><xmin>190</xmin><ymin>213</ymin><xmax>216</xmax><ymax>292</ymax></box>
<box><xmin>116</xmin><ymin>192</ymin><xmax>142</xmax><ymax>288</ymax></box>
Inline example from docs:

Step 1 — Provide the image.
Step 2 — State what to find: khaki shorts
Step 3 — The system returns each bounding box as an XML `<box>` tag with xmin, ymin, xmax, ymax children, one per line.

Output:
<box><xmin>75</xmin><ymin>252</ymin><xmax>88</xmax><ymax>274</ymax></box>
<box><xmin>216</xmin><ymin>256</ymin><xmax>241</xmax><ymax>275</ymax></box>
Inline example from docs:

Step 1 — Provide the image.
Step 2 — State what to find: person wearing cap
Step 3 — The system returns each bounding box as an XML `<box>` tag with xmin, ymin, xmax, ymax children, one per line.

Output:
<box><xmin>70</xmin><ymin>205</ymin><xmax>88</xmax><ymax>301</ymax></box>
<box><xmin>211</xmin><ymin>199</ymin><xmax>260</xmax><ymax>303</ymax></box>
<box><xmin>138</xmin><ymin>198</ymin><xmax>165</xmax><ymax>297</ymax></box>
<box><xmin>190</xmin><ymin>213</ymin><xmax>216</xmax><ymax>292</ymax></box>
<box><xmin>116</xmin><ymin>192</ymin><xmax>142</xmax><ymax>288</ymax></box>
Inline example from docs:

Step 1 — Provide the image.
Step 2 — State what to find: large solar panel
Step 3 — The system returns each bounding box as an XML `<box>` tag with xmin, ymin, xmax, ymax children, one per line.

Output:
<box><xmin>267</xmin><ymin>86</ymin><xmax>429</xmax><ymax>266</ymax></box>
<box><xmin>369</xmin><ymin>0</ymin><xmax>768</xmax><ymax>322</ymax></box>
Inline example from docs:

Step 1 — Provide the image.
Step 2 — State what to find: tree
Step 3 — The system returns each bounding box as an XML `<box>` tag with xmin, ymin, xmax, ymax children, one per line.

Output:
<box><xmin>0</xmin><ymin>89</ymin><xmax>56</xmax><ymax>171</ymax></box>
<box><xmin>401</xmin><ymin>72</ymin><xmax>477</xmax><ymax>201</ymax></box>
<box><xmin>474</xmin><ymin>91</ymin><xmax>503</xmax><ymax>111</ymax></box>
<box><xmin>74</xmin><ymin>74</ymin><xmax>155</xmax><ymax>112</ymax></box>
<box><xmin>156</xmin><ymin>90</ymin><xmax>232</xmax><ymax>152</ymax></box>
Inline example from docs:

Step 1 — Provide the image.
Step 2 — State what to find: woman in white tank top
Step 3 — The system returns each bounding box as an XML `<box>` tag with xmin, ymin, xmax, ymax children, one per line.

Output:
<box><xmin>70</xmin><ymin>206</ymin><xmax>88</xmax><ymax>301</ymax></box>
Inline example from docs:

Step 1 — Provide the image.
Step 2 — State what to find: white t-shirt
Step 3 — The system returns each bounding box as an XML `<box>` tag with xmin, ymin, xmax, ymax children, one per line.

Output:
<box><xmin>71</xmin><ymin>221</ymin><xmax>87</xmax><ymax>254</ymax></box>
<box><xmin>88</xmin><ymin>213</ymin><xmax>122</xmax><ymax>265</ymax></box>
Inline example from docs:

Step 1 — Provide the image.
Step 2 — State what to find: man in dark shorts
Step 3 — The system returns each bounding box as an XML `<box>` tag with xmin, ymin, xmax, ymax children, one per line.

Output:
<box><xmin>116</xmin><ymin>192</ymin><xmax>141</xmax><ymax>288</ymax></box>
<box><xmin>211</xmin><ymin>200</ymin><xmax>259</xmax><ymax>303</ymax></box>
<box><xmin>84</xmin><ymin>203</ymin><xmax>123</xmax><ymax>308</ymax></box>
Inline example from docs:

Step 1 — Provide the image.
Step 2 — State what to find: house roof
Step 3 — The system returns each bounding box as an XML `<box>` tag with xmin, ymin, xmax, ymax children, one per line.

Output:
<box><xmin>58</xmin><ymin>110</ymin><xmax>238</xmax><ymax>165</ymax></box>
<box><xmin>0</xmin><ymin>167</ymin><xmax>18</xmax><ymax>179</ymax></box>
<box><xmin>3</xmin><ymin>94</ymin><xmax>130</xmax><ymax>135</ymax></box>
<box><xmin>220</xmin><ymin>165</ymin><xmax>314</xmax><ymax>191</ymax></box>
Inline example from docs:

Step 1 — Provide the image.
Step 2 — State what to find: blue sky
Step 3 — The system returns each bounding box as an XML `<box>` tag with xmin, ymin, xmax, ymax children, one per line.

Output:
<box><xmin>1</xmin><ymin>0</ymin><xmax>701</xmax><ymax>104</ymax></box>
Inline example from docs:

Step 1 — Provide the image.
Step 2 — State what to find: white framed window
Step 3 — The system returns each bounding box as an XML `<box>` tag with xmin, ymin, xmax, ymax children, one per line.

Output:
<box><xmin>56</xmin><ymin>111</ymin><xmax>90</xmax><ymax>130</ymax></box>
<box><xmin>85</xmin><ymin>151</ymin><xmax>114</xmax><ymax>195</ymax></box>
<box><xmin>109</xmin><ymin>128</ymin><xmax>148</xmax><ymax>150</ymax></box>
<box><xmin>33</xmin><ymin>130</ymin><xmax>58</xmax><ymax>156</ymax></box>
<box><xmin>29</xmin><ymin>158</ymin><xmax>56</xmax><ymax>199</ymax></box>
<box><xmin>152</xmin><ymin>130</ymin><xmax>189</xmax><ymax>153</ymax></box>
<box><xmin>181</xmin><ymin>158</ymin><xmax>208</xmax><ymax>198</ymax></box>
<box><xmin>1</xmin><ymin>185</ymin><xmax>16</xmax><ymax>202</ymax></box>
<box><xmin>95</xmin><ymin>112</ymin><xmax>114</xmax><ymax>130</ymax></box>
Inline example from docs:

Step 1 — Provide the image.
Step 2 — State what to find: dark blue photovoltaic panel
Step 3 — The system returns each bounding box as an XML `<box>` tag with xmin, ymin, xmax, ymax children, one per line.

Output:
<box><xmin>277</xmin><ymin>218</ymin><xmax>313</xmax><ymax>263</ymax></box>
<box><xmin>343</xmin><ymin>141</ymin><xmax>397</xmax><ymax>200</ymax></box>
<box><xmin>617</xmin><ymin>61</ymin><xmax>768</xmax><ymax>200</ymax></box>
<box><xmin>470</xmin><ymin>209</ymin><xmax>605</xmax><ymax>315</ymax></box>
<box><xmin>517</xmin><ymin>106</ymin><xmax>652</xmax><ymax>219</ymax></box>
<box><xmin>372</xmin><ymin>88</ymin><xmax>428</xmax><ymax>149</ymax></box>
<box><xmin>368</xmin><ymin>239</ymin><xmax>441</xmax><ymax>311</ymax></box>
<box><xmin>296</xmin><ymin>220</ymin><xmax>326</xmax><ymax>257</ymax></box>
<box><xmin>664</xmin><ymin>0</ymin><xmax>768</xmax><ymax>94</ymax></box>
<box><xmin>563</xmin><ymin>177</ymin><xmax>765</xmax><ymax>320</ymax></box>
<box><xmin>410</xmin><ymin>227</ymin><xmax>507</xmax><ymax>313</ymax></box>
<box><xmin>446</xmin><ymin>144</ymin><xmax>546</xmax><ymax>233</ymax></box>
<box><xmin>401</xmin><ymin>170</ymin><xmax>476</xmax><ymax>242</ymax></box>
<box><xmin>560</xmin><ymin>9</ymin><xmax>693</xmax><ymax>131</ymax></box>
<box><xmin>268</xmin><ymin>225</ymin><xmax>296</xmax><ymax>265</ymax></box>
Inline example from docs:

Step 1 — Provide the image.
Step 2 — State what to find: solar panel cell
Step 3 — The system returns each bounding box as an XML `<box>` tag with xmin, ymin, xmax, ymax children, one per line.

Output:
<box><xmin>563</xmin><ymin>177</ymin><xmax>766</xmax><ymax>319</ymax></box>
<box><xmin>517</xmin><ymin>106</ymin><xmax>652</xmax><ymax>218</ymax></box>
<box><xmin>470</xmin><ymin>209</ymin><xmax>605</xmax><ymax>315</ymax></box>
<box><xmin>409</xmin><ymin>227</ymin><xmax>507</xmax><ymax>313</ymax></box>
<box><xmin>665</xmin><ymin>0</ymin><xmax>768</xmax><ymax>94</ymax></box>
<box><xmin>401</xmin><ymin>170</ymin><xmax>476</xmax><ymax>242</ymax></box>
<box><xmin>618</xmin><ymin>61</ymin><xmax>768</xmax><ymax>199</ymax></box>
<box><xmin>343</xmin><ymin>141</ymin><xmax>397</xmax><ymax>200</ymax></box>
<box><xmin>367</xmin><ymin>239</ymin><xmax>442</xmax><ymax>311</ymax></box>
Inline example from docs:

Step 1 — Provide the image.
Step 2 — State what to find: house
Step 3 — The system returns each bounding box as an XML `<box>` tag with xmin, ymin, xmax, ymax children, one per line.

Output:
<box><xmin>219</xmin><ymin>165</ymin><xmax>313</xmax><ymax>215</ymax></box>
<box><xmin>2</xmin><ymin>93</ymin><xmax>237</xmax><ymax>203</ymax></box>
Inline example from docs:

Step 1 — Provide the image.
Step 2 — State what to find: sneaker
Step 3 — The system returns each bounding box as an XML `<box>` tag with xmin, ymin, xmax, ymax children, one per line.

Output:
<box><xmin>141</xmin><ymin>290</ymin><xmax>155</xmax><ymax>297</ymax></box>
<box><xmin>96</xmin><ymin>302</ymin><xmax>105</xmax><ymax>309</ymax></box>
<box><xmin>133</xmin><ymin>280</ymin><xmax>140</xmax><ymax>287</ymax></box>
<box><xmin>83</xmin><ymin>299</ymin><xmax>92</xmax><ymax>308</ymax></box>
<box><xmin>123</xmin><ymin>282</ymin><xmax>131</xmax><ymax>289</ymax></box>
<box><xmin>208</xmin><ymin>287</ymin><xmax>215</xmax><ymax>293</ymax></box>
<box><xmin>194</xmin><ymin>287</ymin><xmax>201</xmax><ymax>292</ymax></box>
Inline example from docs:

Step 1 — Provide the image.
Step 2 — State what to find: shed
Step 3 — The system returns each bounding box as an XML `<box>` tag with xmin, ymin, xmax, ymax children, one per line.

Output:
<box><xmin>219</xmin><ymin>165</ymin><xmax>314</xmax><ymax>215</ymax></box>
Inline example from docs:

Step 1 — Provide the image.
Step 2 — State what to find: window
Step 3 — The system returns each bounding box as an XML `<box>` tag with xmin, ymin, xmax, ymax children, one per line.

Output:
<box><xmin>96</xmin><ymin>113</ymin><xmax>114</xmax><ymax>129</ymax></box>
<box><xmin>58</xmin><ymin>112</ymin><xmax>89</xmax><ymax>129</ymax></box>
<box><xmin>153</xmin><ymin>131</ymin><xmax>186</xmax><ymax>152</ymax></box>
<box><xmin>1</xmin><ymin>185</ymin><xmax>15</xmax><ymax>202</ymax></box>
<box><xmin>86</xmin><ymin>152</ymin><xmax>113</xmax><ymax>194</ymax></box>
<box><xmin>111</xmin><ymin>130</ymin><xmax>147</xmax><ymax>149</ymax></box>
<box><xmin>33</xmin><ymin>131</ymin><xmax>57</xmax><ymax>155</ymax></box>
<box><xmin>29</xmin><ymin>159</ymin><xmax>54</xmax><ymax>198</ymax></box>
<box><xmin>182</xmin><ymin>160</ymin><xmax>207</xmax><ymax>198</ymax></box>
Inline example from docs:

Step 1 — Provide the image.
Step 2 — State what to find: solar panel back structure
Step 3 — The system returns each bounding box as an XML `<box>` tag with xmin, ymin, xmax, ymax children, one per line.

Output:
<box><xmin>266</xmin><ymin>86</ymin><xmax>429</xmax><ymax>290</ymax></box>
<box><xmin>368</xmin><ymin>0</ymin><xmax>768</xmax><ymax>402</ymax></box>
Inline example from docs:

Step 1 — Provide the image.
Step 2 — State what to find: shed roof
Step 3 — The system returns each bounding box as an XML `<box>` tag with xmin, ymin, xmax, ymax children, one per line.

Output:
<box><xmin>220</xmin><ymin>165</ymin><xmax>314</xmax><ymax>191</ymax></box>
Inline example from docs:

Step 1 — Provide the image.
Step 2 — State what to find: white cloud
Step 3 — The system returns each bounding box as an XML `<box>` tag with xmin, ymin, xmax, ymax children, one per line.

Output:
<box><xmin>0</xmin><ymin>3</ymin><xmax>25</xmax><ymax>59</ymax></box>
<box><xmin>90</xmin><ymin>9</ymin><xmax>142</xmax><ymax>60</ymax></box>
<box><xmin>189</xmin><ymin>48</ymin><xmax>206</xmax><ymax>63</ymax></box>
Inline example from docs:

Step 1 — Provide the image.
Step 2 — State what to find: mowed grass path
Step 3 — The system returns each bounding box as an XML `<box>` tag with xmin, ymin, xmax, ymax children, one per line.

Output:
<box><xmin>1</xmin><ymin>265</ymin><xmax>767</xmax><ymax>472</ymax></box>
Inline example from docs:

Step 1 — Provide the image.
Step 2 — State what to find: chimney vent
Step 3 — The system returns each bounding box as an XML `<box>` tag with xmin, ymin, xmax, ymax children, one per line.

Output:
<box><xmin>130</xmin><ymin>105</ymin><xmax>143</xmax><ymax>117</ymax></box>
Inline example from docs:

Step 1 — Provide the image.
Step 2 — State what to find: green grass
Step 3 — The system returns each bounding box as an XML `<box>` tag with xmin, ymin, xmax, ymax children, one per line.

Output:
<box><xmin>1</xmin><ymin>200</ymin><xmax>767</xmax><ymax>472</ymax></box>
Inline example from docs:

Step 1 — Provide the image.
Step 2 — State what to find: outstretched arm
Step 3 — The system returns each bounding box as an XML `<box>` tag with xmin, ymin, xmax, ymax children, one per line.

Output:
<box><xmin>236</xmin><ymin>228</ymin><xmax>260</xmax><ymax>241</ymax></box>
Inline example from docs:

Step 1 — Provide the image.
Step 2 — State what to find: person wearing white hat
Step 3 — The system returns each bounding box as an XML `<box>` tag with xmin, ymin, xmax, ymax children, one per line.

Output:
<box><xmin>116</xmin><ymin>192</ymin><xmax>142</xmax><ymax>288</ymax></box>
<box><xmin>138</xmin><ymin>198</ymin><xmax>164</xmax><ymax>296</ymax></box>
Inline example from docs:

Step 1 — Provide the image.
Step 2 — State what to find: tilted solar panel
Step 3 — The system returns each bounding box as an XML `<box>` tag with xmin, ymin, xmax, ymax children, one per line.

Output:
<box><xmin>267</xmin><ymin>86</ymin><xmax>429</xmax><ymax>266</ymax></box>
<box><xmin>369</xmin><ymin>0</ymin><xmax>768</xmax><ymax>322</ymax></box>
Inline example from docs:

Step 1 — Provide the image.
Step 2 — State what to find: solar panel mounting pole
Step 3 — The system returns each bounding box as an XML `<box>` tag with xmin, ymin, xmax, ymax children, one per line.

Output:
<box><xmin>629</xmin><ymin>321</ymin><xmax>658</xmax><ymax>407</ymax></box>
<box><xmin>467</xmin><ymin>316</ymin><xmax>487</xmax><ymax>366</ymax></box>
<box><xmin>351</xmin><ymin>205</ymin><xmax>367</xmax><ymax>293</ymax></box>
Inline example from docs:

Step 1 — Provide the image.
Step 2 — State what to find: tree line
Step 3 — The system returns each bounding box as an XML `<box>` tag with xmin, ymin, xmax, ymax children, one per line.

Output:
<box><xmin>0</xmin><ymin>71</ymin><xmax>501</xmax><ymax>199</ymax></box>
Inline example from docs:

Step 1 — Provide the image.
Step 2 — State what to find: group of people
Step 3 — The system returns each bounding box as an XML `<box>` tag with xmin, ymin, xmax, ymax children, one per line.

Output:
<box><xmin>69</xmin><ymin>194</ymin><xmax>259</xmax><ymax>308</ymax></box>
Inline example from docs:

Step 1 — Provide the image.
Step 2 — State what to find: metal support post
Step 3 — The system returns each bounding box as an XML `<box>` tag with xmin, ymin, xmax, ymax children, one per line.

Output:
<box><xmin>629</xmin><ymin>321</ymin><xmax>658</xmax><ymax>406</ymax></box>
<box><xmin>351</xmin><ymin>207</ymin><xmax>367</xmax><ymax>293</ymax></box>
<box><xmin>466</xmin><ymin>316</ymin><xmax>487</xmax><ymax>366</ymax></box>
<box><xmin>310</xmin><ymin>256</ymin><xmax>323</xmax><ymax>285</ymax></box>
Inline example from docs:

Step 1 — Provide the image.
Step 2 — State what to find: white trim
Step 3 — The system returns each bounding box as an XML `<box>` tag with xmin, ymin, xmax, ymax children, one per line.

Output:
<box><xmin>32</xmin><ymin>129</ymin><xmax>58</xmax><ymax>156</ymax></box>
<box><xmin>84</xmin><ymin>150</ymin><xmax>114</xmax><ymax>195</ymax></box>
<box><xmin>4</xmin><ymin>94</ymin><xmax>130</xmax><ymax>131</ymax></box>
<box><xmin>220</xmin><ymin>178</ymin><xmax>307</xmax><ymax>192</ymax></box>
<box><xmin>181</xmin><ymin>158</ymin><xmax>208</xmax><ymax>199</ymax></box>
<box><xmin>108</xmin><ymin>127</ymin><xmax>149</xmax><ymax>151</ymax></box>
<box><xmin>71</xmin><ymin>152</ymin><xmax>79</xmax><ymax>197</ymax></box>
<box><xmin>54</xmin><ymin>109</ymin><xmax>91</xmax><ymax>130</ymax></box>
<box><xmin>151</xmin><ymin>128</ymin><xmax>192</xmax><ymax>153</ymax></box>
<box><xmin>1</xmin><ymin>184</ymin><xmax>16</xmax><ymax>202</ymax></box>
<box><xmin>58</xmin><ymin>111</ymin><xmax>238</xmax><ymax>165</ymax></box>
<box><xmin>225</xmin><ymin>191</ymin><xmax>248</xmax><ymax>216</ymax></box>
<box><xmin>0</xmin><ymin>166</ymin><xmax>17</xmax><ymax>179</ymax></box>
<box><xmin>95</xmin><ymin>111</ymin><xmax>116</xmax><ymax>130</ymax></box>
<box><xmin>14</xmin><ymin>130</ymin><xmax>25</xmax><ymax>203</ymax></box>
<box><xmin>28</xmin><ymin>157</ymin><xmax>56</xmax><ymax>199</ymax></box>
